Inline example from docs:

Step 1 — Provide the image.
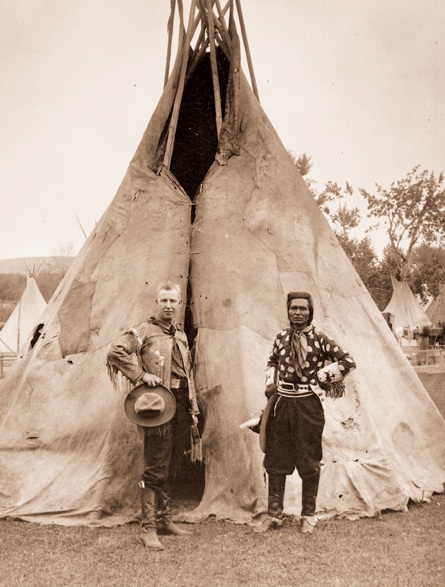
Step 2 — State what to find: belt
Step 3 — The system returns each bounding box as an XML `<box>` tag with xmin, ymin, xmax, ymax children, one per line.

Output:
<box><xmin>170</xmin><ymin>377</ymin><xmax>188</xmax><ymax>390</ymax></box>
<box><xmin>278</xmin><ymin>381</ymin><xmax>313</xmax><ymax>398</ymax></box>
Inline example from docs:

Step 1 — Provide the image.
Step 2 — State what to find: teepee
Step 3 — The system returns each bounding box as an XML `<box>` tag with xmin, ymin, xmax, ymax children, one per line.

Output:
<box><xmin>426</xmin><ymin>285</ymin><xmax>445</xmax><ymax>327</ymax></box>
<box><xmin>384</xmin><ymin>276</ymin><xmax>431</xmax><ymax>331</ymax></box>
<box><xmin>0</xmin><ymin>0</ymin><xmax>444</xmax><ymax>527</ymax></box>
<box><xmin>0</xmin><ymin>274</ymin><xmax>47</xmax><ymax>354</ymax></box>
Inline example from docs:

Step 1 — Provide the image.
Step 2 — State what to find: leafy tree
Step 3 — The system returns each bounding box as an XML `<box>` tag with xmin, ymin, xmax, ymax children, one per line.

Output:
<box><xmin>289</xmin><ymin>151</ymin><xmax>312</xmax><ymax>177</ymax></box>
<box><xmin>0</xmin><ymin>273</ymin><xmax>25</xmax><ymax>302</ymax></box>
<box><xmin>361</xmin><ymin>166</ymin><xmax>445</xmax><ymax>281</ymax></box>
<box><xmin>319</xmin><ymin>181</ymin><xmax>361</xmax><ymax>239</ymax></box>
<box><xmin>410</xmin><ymin>244</ymin><xmax>445</xmax><ymax>301</ymax></box>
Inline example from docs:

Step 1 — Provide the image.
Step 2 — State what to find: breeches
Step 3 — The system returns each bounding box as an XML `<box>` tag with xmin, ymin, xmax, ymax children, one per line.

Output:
<box><xmin>141</xmin><ymin>388</ymin><xmax>192</xmax><ymax>491</ymax></box>
<box><xmin>264</xmin><ymin>393</ymin><xmax>325</xmax><ymax>478</ymax></box>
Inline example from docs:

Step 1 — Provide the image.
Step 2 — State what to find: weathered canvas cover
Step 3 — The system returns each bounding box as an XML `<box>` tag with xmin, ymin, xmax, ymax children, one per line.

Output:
<box><xmin>183</xmin><ymin>79</ymin><xmax>445</xmax><ymax>522</ymax></box>
<box><xmin>1</xmin><ymin>65</ymin><xmax>444</xmax><ymax>527</ymax></box>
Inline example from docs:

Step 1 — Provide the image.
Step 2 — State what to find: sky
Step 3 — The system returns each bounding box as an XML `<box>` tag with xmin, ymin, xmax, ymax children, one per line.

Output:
<box><xmin>1</xmin><ymin>0</ymin><xmax>444</xmax><ymax>260</ymax></box>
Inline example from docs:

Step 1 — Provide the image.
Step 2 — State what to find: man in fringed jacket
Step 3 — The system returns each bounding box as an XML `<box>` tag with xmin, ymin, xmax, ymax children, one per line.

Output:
<box><xmin>256</xmin><ymin>291</ymin><xmax>356</xmax><ymax>534</ymax></box>
<box><xmin>107</xmin><ymin>282</ymin><xmax>200</xmax><ymax>550</ymax></box>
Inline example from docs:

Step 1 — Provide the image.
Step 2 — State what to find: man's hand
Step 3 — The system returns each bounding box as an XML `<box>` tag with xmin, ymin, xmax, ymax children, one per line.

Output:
<box><xmin>265</xmin><ymin>383</ymin><xmax>277</xmax><ymax>398</ymax></box>
<box><xmin>142</xmin><ymin>373</ymin><xmax>162</xmax><ymax>387</ymax></box>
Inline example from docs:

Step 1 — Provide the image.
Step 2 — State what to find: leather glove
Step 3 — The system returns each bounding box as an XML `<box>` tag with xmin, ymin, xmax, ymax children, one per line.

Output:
<box><xmin>316</xmin><ymin>377</ymin><xmax>331</xmax><ymax>392</ymax></box>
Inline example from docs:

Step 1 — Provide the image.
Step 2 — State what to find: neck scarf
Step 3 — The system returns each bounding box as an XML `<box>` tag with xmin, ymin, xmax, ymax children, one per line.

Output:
<box><xmin>290</xmin><ymin>324</ymin><xmax>313</xmax><ymax>378</ymax></box>
<box><xmin>149</xmin><ymin>316</ymin><xmax>176</xmax><ymax>336</ymax></box>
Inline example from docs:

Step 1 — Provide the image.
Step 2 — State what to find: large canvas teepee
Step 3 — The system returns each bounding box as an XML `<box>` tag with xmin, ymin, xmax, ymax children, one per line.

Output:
<box><xmin>0</xmin><ymin>275</ymin><xmax>47</xmax><ymax>354</ymax></box>
<box><xmin>0</xmin><ymin>1</ymin><xmax>444</xmax><ymax>527</ymax></box>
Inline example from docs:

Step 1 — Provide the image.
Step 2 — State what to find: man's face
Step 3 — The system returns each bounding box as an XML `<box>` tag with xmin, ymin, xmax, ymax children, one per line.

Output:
<box><xmin>155</xmin><ymin>288</ymin><xmax>181</xmax><ymax>324</ymax></box>
<box><xmin>288</xmin><ymin>298</ymin><xmax>311</xmax><ymax>329</ymax></box>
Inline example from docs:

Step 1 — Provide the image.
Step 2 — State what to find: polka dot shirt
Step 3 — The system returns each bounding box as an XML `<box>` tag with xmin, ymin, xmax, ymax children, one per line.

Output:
<box><xmin>267</xmin><ymin>325</ymin><xmax>356</xmax><ymax>385</ymax></box>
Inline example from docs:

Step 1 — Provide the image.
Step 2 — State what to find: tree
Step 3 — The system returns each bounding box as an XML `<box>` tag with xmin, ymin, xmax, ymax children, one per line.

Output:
<box><xmin>48</xmin><ymin>241</ymin><xmax>75</xmax><ymax>276</ymax></box>
<box><xmin>361</xmin><ymin>166</ymin><xmax>445</xmax><ymax>281</ymax></box>
<box><xmin>410</xmin><ymin>244</ymin><xmax>445</xmax><ymax>301</ymax></box>
<box><xmin>319</xmin><ymin>181</ymin><xmax>361</xmax><ymax>239</ymax></box>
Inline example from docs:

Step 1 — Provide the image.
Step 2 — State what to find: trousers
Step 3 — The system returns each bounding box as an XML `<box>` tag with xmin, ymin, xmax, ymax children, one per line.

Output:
<box><xmin>141</xmin><ymin>386</ymin><xmax>192</xmax><ymax>491</ymax></box>
<box><xmin>264</xmin><ymin>393</ymin><xmax>325</xmax><ymax>517</ymax></box>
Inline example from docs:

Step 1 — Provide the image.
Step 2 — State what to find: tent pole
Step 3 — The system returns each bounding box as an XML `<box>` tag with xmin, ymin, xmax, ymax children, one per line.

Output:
<box><xmin>234</xmin><ymin>0</ymin><xmax>259</xmax><ymax>101</ymax></box>
<box><xmin>214</xmin><ymin>0</ymin><xmax>232</xmax><ymax>50</ymax></box>
<box><xmin>164</xmin><ymin>0</ymin><xmax>176</xmax><ymax>87</ymax></box>
<box><xmin>163</xmin><ymin>0</ymin><xmax>198</xmax><ymax>169</ymax></box>
<box><xmin>205</xmin><ymin>0</ymin><xmax>223</xmax><ymax>136</ymax></box>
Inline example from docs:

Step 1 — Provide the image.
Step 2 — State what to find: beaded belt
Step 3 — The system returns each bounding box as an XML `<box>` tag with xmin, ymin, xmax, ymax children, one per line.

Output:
<box><xmin>278</xmin><ymin>381</ymin><xmax>313</xmax><ymax>398</ymax></box>
<box><xmin>170</xmin><ymin>377</ymin><xmax>188</xmax><ymax>389</ymax></box>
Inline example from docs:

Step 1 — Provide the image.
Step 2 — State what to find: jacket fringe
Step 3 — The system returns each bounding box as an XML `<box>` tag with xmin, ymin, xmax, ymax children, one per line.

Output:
<box><xmin>143</xmin><ymin>421</ymin><xmax>172</xmax><ymax>437</ymax></box>
<box><xmin>325</xmin><ymin>380</ymin><xmax>346</xmax><ymax>399</ymax></box>
<box><xmin>107</xmin><ymin>360</ymin><xmax>133</xmax><ymax>395</ymax></box>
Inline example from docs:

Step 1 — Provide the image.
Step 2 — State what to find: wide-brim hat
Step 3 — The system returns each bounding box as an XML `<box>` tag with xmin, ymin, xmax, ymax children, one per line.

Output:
<box><xmin>259</xmin><ymin>394</ymin><xmax>278</xmax><ymax>453</ymax></box>
<box><xmin>124</xmin><ymin>384</ymin><xmax>176</xmax><ymax>427</ymax></box>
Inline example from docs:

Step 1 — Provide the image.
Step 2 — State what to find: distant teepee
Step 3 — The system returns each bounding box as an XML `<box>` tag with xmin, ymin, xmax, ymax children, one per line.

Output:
<box><xmin>384</xmin><ymin>276</ymin><xmax>431</xmax><ymax>330</ymax></box>
<box><xmin>0</xmin><ymin>0</ymin><xmax>444</xmax><ymax>527</ymax></box>
<box><xmin>426</xmin><ymin>284</ymin><xmax>445</xmax><ymax>327</ymax></box>
<box><xmin>0</xmin><ymin>274</ymin><xmax>47</xmax><ymax>354</ymax></box>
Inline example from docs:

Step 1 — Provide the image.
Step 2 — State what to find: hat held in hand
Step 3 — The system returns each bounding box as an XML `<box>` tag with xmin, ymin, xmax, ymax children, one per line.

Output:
<box><xmin>124</xmin><ymin>384</ymin><xmax>176</xmax><ymax>427</ymax></box>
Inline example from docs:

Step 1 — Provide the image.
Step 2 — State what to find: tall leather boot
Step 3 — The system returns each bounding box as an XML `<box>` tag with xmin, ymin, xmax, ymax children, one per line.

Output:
<box><xmin>156</xmin><ymin>489</ymin><xmax>192</xmax><ymax>536</ymax></box>
<box><xmin>140</xmin><ymin>486</ymin><xmax>165</xmax><ymax>549</ymax></box>
<box><xmin>254</xmin><ymin>473</ymin><xmax>286</xmax><ymax>532</ymax></box>
<box><xmin>300</xmin><ymin>471</ymin><xmax>320</xmax><ymax>534</ymax></box>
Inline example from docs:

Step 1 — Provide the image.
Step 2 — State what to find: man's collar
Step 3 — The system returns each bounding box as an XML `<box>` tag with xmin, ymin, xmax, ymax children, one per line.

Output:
<box><xmin>149</xmin><ymin>316</ymin><xmax>176</xmax><ymax>335</ymax></box>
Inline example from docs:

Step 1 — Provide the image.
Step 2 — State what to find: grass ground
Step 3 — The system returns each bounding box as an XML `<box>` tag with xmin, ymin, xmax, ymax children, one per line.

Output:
<box><xmin>1</xmin><ymin>368</ymin><xmax>444</xmax><ymax>587</ymax></box>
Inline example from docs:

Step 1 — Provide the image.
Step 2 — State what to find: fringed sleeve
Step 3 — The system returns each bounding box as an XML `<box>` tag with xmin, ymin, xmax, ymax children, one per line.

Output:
<box><xmin>106</xmin><ymin>329</ymin><xmax>144</xmax><ymax>392</ymax></box>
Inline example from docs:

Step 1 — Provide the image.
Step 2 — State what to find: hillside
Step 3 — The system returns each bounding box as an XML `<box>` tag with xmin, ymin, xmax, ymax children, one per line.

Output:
<box><xmin>0</xmin><ymin>257</ymin><xmax>74</xmax><ymax>274</ymax></box>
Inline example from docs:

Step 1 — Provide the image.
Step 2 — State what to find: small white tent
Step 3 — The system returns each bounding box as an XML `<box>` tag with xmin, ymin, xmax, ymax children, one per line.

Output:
<box><xmin>426</xmin><ymin>285</ymin><xmax>445</xmax><ymax>327</ymax></box>
<box><xmin>384</xmin><ymin>276</ymin><xmax>431</xmax><ymax>331</ymax></box>
<box><xmin>0</xmin><ymin>275</ymin><xmax>47</xmax><ymax>354</ymax></box>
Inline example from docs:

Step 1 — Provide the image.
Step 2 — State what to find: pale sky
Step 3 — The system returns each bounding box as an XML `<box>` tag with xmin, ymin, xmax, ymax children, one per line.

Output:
<box><xmin>1</xmin><ymin>0</ymin><xmax>444</xmax><ymax>260</ymax></box>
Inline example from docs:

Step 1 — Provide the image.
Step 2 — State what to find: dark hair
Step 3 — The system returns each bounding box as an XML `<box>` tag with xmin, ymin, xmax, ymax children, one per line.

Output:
<box><xmin>287</xmin><ymin>291</ymin><xmax>314</xmax><ymax>323</ymax></box>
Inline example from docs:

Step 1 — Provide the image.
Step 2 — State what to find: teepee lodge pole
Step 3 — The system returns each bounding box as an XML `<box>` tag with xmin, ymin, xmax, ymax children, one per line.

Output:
<box><xmin>163</xmin><ymin>0</ymin><xmax>198</xmax><ymax>170</ymax></box>
<box><xmin>205</xmin><ymin>0</ymin><xmax>223</xmax><ymax>136</ymax></box>
<box><xmin>214</xmin><ymin>0</ymin><xmax>233</xmax><ymax>50</ymax></box>
<box><xmin>234</xmin><ymin>0</ymin><xmax>259</xmax><ymax>101</ymax></box>
<box><xmin>164</xmin><ymin>0</ymin><xmax>176</xmax><ymax>87</ymax></box>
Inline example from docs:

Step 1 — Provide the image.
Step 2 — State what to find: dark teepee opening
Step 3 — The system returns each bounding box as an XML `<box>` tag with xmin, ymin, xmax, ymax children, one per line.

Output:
<box><xmin>167</xmin><ymin>49</ymin><xmax>230</xmax><ymax>501</ymax></box>
<box><xmin>169</xmin><ymin>48</ymin><xmax>230</xmax><ymax>204</ymax></box>
<box><xmin>170</xmin><ymin>271</ymin><xmax>205</xmax><ymax>503</ymax></box>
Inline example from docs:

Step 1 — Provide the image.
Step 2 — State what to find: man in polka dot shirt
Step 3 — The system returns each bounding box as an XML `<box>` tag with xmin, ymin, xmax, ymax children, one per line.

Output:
<box><xmin>255</xmin><ymin>291</ymin><xmax>356</xmax><ymax>534</ymax></box>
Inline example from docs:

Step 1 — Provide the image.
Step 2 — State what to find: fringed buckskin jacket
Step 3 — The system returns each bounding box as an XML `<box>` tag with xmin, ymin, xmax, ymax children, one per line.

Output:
<box><xmin>107</xmin><ymin>319</ymin><xmax>199</xmax><ymax>417</ymax></box>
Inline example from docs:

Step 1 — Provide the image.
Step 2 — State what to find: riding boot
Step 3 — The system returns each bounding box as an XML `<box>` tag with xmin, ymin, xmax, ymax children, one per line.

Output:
<box><xmin>254</xmin><ymin>473</ymin><xmax>286</xmax><ymax>532</ymax></box>
<box><xmin>140</xmin><ymin>486</ymin><xmax>164</xmax><ymax>549</ymax></box>
<box><xmin>300</xmin><ymin>471</ymin><xmax>320</xmax><ymax>534</ymax></box>
<box><xmin>156</xmin><ymin>489</ymin><xmax>192</xmax><ymax>536</ymax></box>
